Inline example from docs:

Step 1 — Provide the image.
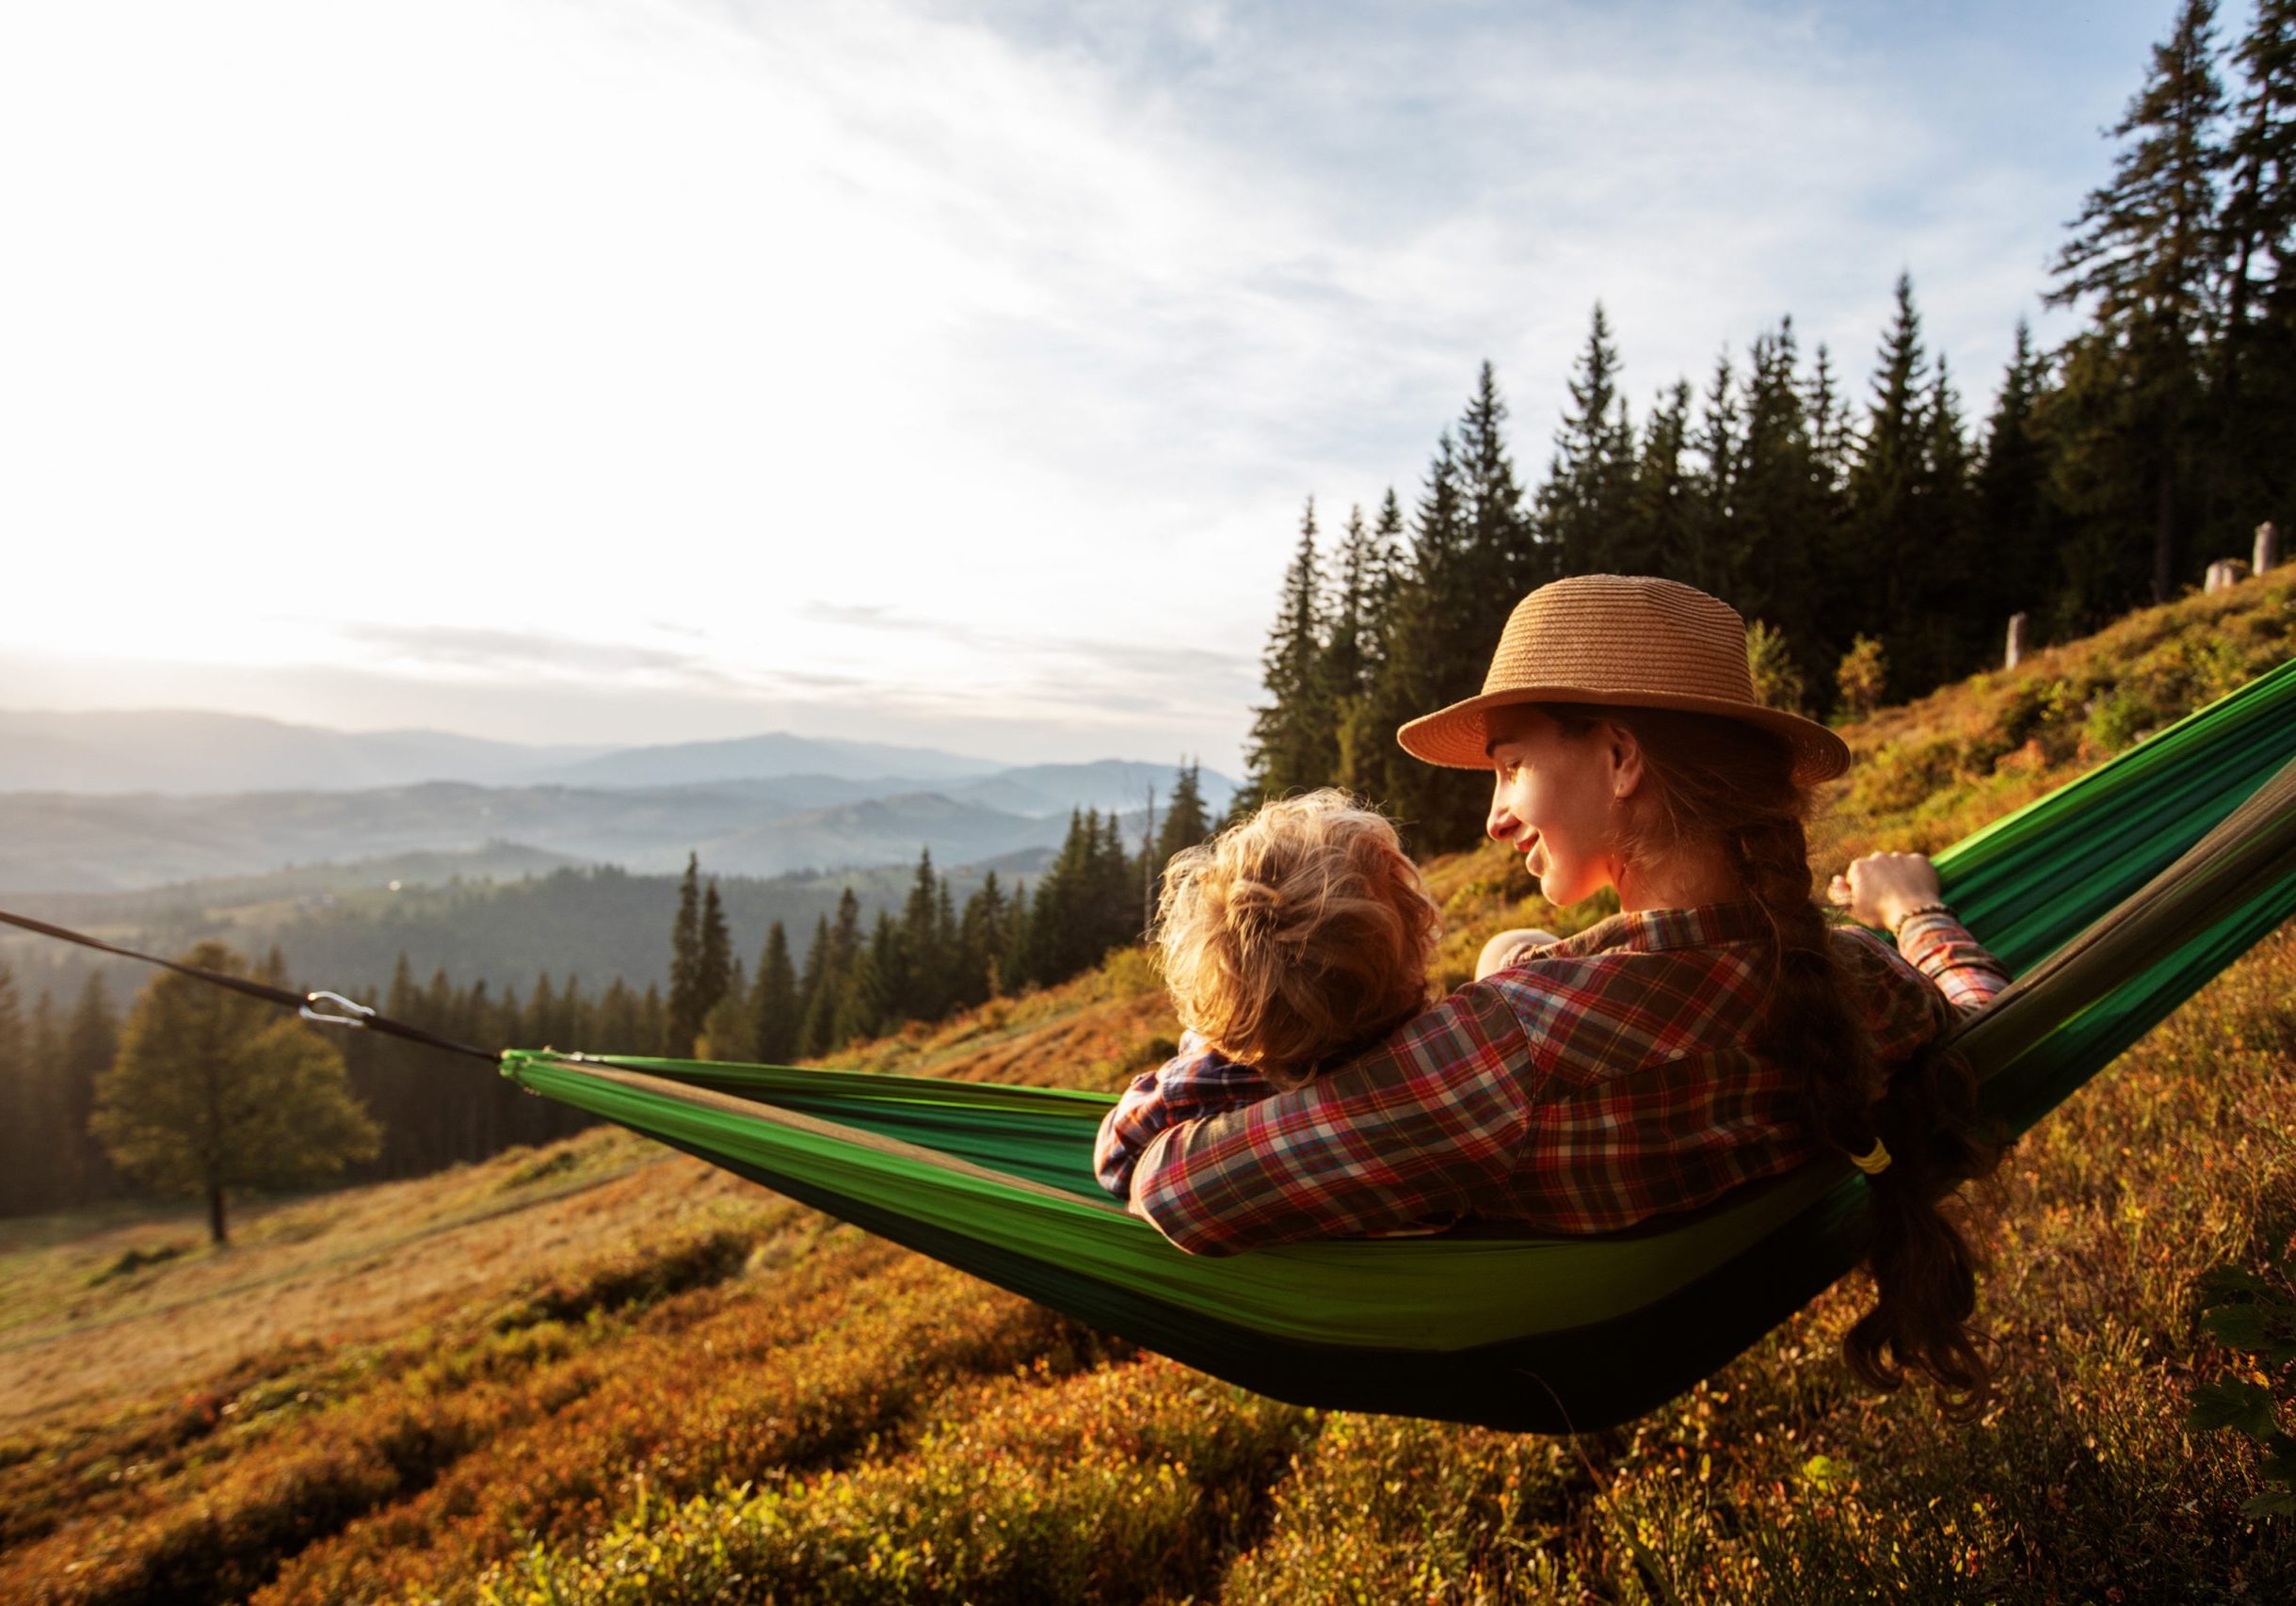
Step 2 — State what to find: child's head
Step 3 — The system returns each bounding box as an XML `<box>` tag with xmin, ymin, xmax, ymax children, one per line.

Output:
<box><xmin>1155</xmin><ymin>789</ymin><xmax>1440</xmax><ymax>1088</ymax></box>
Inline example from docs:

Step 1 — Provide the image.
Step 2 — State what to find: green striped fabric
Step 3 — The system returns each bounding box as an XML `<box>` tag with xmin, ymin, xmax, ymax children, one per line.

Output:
<box><xmin>502</xmin><ymin>656</ymin><xmax>2296</xmax><ymax>1431</ymax></box>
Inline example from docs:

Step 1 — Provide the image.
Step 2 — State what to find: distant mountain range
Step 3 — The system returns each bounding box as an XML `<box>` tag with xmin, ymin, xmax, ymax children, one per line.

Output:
<box><xmin>0</xmin><ymin>711</ymin><xmax>1235</xmax><ymax>893</ymax></box>
<box><xmin>0</xmin><ymin>710</ymin><xmax>1012</xmax><ymax>795</ymax></box>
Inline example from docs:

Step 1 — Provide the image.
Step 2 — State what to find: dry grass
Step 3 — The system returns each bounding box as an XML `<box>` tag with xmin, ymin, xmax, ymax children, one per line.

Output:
<box><xmin>2</xmin><ymin>568</ymin><xmax>2293</xmax><ymax>1604</ymax></box>
<box><xmin>0</xmin><ymin>1130</ymin><xmax>754</xmax><ymax>1430</ymax></box>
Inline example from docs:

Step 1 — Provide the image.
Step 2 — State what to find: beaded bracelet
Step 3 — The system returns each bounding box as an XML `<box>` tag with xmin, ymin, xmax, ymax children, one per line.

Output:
<box><xmin>1889</xmin><ymin>900</ymin><xmax>1954</xmax><ymax>938</ymax></box>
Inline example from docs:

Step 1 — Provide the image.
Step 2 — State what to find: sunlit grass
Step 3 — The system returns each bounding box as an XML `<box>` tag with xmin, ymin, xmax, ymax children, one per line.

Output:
<box><xmin>1</xmin><ymin>567</ymin><xmax>2291</xmax><ymax>1603</ymax></box>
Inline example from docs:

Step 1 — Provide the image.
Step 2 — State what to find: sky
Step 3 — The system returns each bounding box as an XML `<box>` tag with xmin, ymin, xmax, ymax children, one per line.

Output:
<box><xmin>0</xmin><ymin>0</ymin><xmax>2206</xmax><ymax>773</ymax></box>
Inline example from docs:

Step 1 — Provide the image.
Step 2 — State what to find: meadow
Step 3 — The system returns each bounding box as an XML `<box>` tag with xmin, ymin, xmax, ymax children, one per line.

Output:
<box><xmin>4</xmin><ymin>567</ymin><xmax>2295</xmax><ymax>1603</ymax></box>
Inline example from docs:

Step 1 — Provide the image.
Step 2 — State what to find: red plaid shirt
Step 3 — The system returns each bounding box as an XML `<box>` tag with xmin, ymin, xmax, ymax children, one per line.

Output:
<box><xmin>1099</xmin><ymin>902</ymin><xmax>2009</xmax><ymax>1256</ymax></box>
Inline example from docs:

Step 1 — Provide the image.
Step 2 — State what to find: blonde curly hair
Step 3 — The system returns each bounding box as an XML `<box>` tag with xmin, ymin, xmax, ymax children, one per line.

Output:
<box><xmin>1155</xmin><ymin>789</ymin><xmax>1441</xmax><ymax>1088</ymax></box>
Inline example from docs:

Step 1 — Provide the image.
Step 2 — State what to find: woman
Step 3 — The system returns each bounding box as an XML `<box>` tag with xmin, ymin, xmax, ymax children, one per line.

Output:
<box><xmin>1116</xmin><ymin>574</ymin><xmax>2012</xmax><ymax>1410</ymax></box>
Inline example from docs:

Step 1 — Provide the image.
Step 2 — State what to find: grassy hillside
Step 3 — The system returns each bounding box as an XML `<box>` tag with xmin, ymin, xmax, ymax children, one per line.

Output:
<box><xmin>3</xmin><ymin>568</ymin><xmax>2294</xmax><ymax>1604</ymax></box>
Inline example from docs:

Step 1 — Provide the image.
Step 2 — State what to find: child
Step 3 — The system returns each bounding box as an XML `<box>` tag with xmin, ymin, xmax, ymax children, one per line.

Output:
<box><xmin>1094</xmin><ymin>789</ymin><xmax>1450</xmax><ymax>1200</ymax></box>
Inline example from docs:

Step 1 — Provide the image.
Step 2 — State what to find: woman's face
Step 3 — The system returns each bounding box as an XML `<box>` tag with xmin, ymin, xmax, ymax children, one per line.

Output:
<box><xmin>1483</xmin><ymin>705</ymin><xmax>1636</xmax><ymax>907</ymax></box>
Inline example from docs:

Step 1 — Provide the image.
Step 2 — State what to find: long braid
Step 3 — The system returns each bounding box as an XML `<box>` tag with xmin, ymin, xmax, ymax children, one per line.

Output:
<box><xmin>1549</xmin><ymin>701</ymin><xmax>2000</xmax><ymax>1413</ymax></box>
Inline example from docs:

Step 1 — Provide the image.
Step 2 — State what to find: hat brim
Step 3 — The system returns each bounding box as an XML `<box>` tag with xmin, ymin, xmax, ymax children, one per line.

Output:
<box><xmin>1397</xmin><ymin>685</ymin><xmax>1852</xmax><ymax>788</ymax></box>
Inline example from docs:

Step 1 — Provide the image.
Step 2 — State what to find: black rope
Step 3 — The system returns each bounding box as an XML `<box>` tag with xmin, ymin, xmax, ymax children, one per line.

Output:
<box><xmin>0</xmin><ymin>906</ymin><xmax>501</xmax><ymax>1065</ymax></box>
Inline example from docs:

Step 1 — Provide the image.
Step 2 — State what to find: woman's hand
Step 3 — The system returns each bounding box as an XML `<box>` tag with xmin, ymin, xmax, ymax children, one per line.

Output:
<box><xmin>1826</xmin><ymin>851</ymin><xmax>1943</xmax><ymax>932</ymax></box>
<box><xmin>1476</xmin><ymin>926</ymin><xmax>1560</xmax><ymax>980</ymax></box>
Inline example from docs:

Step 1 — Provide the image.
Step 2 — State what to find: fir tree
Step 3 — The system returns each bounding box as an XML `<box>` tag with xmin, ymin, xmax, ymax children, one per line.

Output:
<box><xmin>1977</xmin><ymin>319</ymin><xmax>2058</xmax><ymax>625</ymax></box>
<box><xmin>795</xmin><ymin>915</ymin><xmax>833</xmax><ymax>1058</ymax></box>
<box><xmin>751</xmin><ymin>922</ymin><xmax>799</xmax><ymax>1063</ymax></box>
<box><xmin>1689</xmin><ymin>349</ymin><xmax>1743</xmax><ymax>602</ymax></box>
<box><xmin>1459</xmin><ymin>361</ymin><xmax>1541</xmax><ymax>595</ymax></box>
<box><xmin>0</xmin><ymin>964</ymin><xmax>27</xmax><ymax>1213</ymax></box>
<box><xmin>1244</xmin><ymin>498</ymin><xmax>1337</xmax><ymax>798</ymax></box>
<box><xmin>60</xmin><ymin>974</ymin><xmax>120</xmax><ymax>1201</ymax></box>
<box><xmin>1538</xmin><ymin>306</ymin><xmax>1638</xmax><ymax>579</ymax></box>
<box><xmin>2215</xmin><ymin>0</ymin><xmax>2296</xmax><ymax>542</ymax></box>
<box><xmin>1151</xmin><ymin>762</ymin><xmax>1212</xmax><ymax>885</ymax></box>
<box><xmin>665</xmin><ymin>852</ymin><xmax>704</xmax><ymax>1055</ymax></box>
<box><xmin>1846</xmin><ymin>274</ymin><xmax>1934</xmax><ymax>697</ymax></box>
<box><xmin>2046</xmin><ymin>0</ymin><xmax>2226</xmax><ymax>603</ymax></box>
<box><xmin>1352</xmin><ymin>428</ymin><xmax>1478</xmax><ymax>848</ymax></box>
<box><xmin>92</xmin><ymin>942</ymin><xmax>380</xmax><ymax>1245</ymax></box>
<box><xmin>697</xmin><ymin>883</ymin><xmax>732</xmax><ymax>1034</ymax></box>
<box><xmin>1632</xmin><ymin>377</ymin><xmax>1697</xmax><ymax>580</ymax></box>
<box><xmin>958</xmin><ymin>872</ymin><xmax>1009</xmax><ymax>1005</ymax></box>
<box><xmin>1729</xmin><ymin>318</ymin><xmax>1829</xmax><ymax>675</ymax></box>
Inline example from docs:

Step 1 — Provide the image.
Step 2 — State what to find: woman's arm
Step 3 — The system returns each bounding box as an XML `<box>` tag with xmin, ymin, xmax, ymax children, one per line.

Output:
<box><xmin>1093</xmin><ymin>1030</ymin><xmax>1279</xmax><ymax>1199</ymax></box>
<box><xmin>1828</xmin><ymin>851</ymin><xmax>2011</xmax><ymax>1019</ymax></box>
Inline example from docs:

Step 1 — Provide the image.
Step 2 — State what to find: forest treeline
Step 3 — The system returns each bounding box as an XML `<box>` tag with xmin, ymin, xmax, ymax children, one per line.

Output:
<box><xmin>1244</xmin><ymin>0</ymin><xmax>2296</xmax><ymax>851</ymax></box>
<box><xmin>0</xmin><ymin>766</ymin><xmax>1216</xmax><ymax>1216</ymax></box>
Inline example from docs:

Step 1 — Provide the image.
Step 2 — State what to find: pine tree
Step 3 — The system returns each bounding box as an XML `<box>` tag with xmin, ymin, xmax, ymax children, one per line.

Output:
<box><xmin>1353</xmin><ymin>428</ymin><xmax>1479</xmax><ymax>849</ymax></box>
<box><xmin>1320</xmin><ymin>504</ymin><xmax>1379</xmax><ymax>716</ymax></box>
<box><xmin>835</xmin><ymin>915</ymin><xmax>896</xmax><ymax>1047</ymax></box>
<box><xmin>1459</xmin><ymin>361</ymin><xmax>1542</xmax><ymax>595</ymax></box>
<box><xmin>1845</xmin><ymin>274</ymin><xmax>1934</xmax><ymax>699</ymax></box>
<box><xmin>2046</xmin><ymin>0</ymin><xmax>2226</xmax><ymax>603</ymax></box>
<box><xmin>61</xmin><ymin>975</ymin><xmax>120</xmax><ymax>1202</ymax></box>
<box><xmin>0</xmin><ymin>963</ymin><xmax>27</xmax><ymax>1213</ymax></box>
<box><xmin>92</xmin><ymin>942</ymin><xmax>380</xmax><ymax>1245</ymax></box>
<box><xmin>665</xmin><ymin>853</ymin><xmax>704</xmax><ymax>1055</ymax></box>
<box><xmin>1729</xmin><ymin>318</ymin><xmax>1829</xmax><ymax>678</ymax></box>
<box><xmin>1978</xmin><ymin>319</ymin><xmax>2059</xmax><ymax>627</ymax></box>
<box><xmin>751</xmin><ymin>922</ymin><xmax>800</xmax><ymax>1063</ymax></box>
<box><xmin>1688</xmin><ymin>349</ymin><xmax>1743</xmax><ymax>602</ymax></box>
<box><xmin>1244</xmin><ymin>499</ymin><xmax>1337</xmax><ymax>799</ymax></box>
<box><xmin>795</xmin><ymin>915</ymin><xmax>834</xmax><ymax>1058</ymax></box>
<box><xmin>1632</xmin><ymin>378</ymin><xmax>1697</xmax><ymax>580</ymax></box>
<box><xmin>697</xmin><ymin>883</ymin><xmax>732</xmax><ymax>1037</ymax></box>
<box><xmin>956</xmin><ymin>873</ymin><xmax>1007</xmax><ymax>1005</ymax></box>
<box><xmin>900</xmin><ymin>847</ymin><xmax>943</xmax><ymax>1021</ymax></box>
<box><xmin>1910</xmin><ymin>352</ymin><xmax>1983</xmax><ymax>684</ymax></box>
<box><xmin>2214</xmin><ymin>0</ymin><xmax>2296</xmax><ymax>544</ymax></box>
<box><xmin>1151</xmin><ymin>762</ymin><xmax>1212</xmax><ymax>882</ymax></box>
<box><xmin>1538</xmin><ymin>306</ymin><xmax>1639</xmax><ymax>578</ymax></box>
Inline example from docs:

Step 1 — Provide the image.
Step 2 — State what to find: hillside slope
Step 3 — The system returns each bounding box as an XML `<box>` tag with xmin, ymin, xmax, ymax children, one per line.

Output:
<box><xmin>3</xmin><ymin>568</ymin><xmax>2293</xmax><ymax>1604</ymax></box>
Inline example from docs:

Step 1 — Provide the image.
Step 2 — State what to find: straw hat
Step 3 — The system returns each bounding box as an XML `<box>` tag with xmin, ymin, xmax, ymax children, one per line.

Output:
<box><xmin>1395</xmin><ymin>574</ymin><xmax>1852</xmax><ymax>786</ymax></box>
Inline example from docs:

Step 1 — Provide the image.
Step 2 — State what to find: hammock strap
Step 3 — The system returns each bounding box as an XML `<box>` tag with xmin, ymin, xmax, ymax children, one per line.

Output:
<box><xmin>0</xmin><ymin>906</ymin><xmax>502</xmax><ymax>1064</ymax></box>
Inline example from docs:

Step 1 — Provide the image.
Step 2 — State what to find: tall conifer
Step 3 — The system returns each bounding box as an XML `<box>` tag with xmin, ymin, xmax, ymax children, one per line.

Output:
<box><xmin>1244</xmin><ymin>499</ymin><xmax>1337</xmax><ymax>799</ymax></box>
<box><xmin>2047</xmin><ymin>0</ymin><xmax>2226</xmax><ymax>603</ymax></box>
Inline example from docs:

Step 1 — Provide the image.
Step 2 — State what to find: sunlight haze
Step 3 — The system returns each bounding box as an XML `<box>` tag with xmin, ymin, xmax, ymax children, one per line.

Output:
<box><xmin>2</xmin><ymin>0</ymin><xmax>2176</xmax><ymax>766</ymax></box>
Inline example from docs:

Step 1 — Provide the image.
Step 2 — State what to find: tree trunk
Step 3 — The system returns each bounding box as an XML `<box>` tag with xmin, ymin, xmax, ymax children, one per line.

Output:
<box><xmin>2155</xmin><ymin>459</ymin><xmax>2178</xmax><ymax>605</ymax></box>
<box><xmin>208</xmin><ymin>1184</ymin><xmax>228</xmax><ymax>1245</ymax></box>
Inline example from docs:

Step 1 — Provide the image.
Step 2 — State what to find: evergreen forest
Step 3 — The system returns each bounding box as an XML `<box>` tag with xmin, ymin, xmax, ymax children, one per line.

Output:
<box><xmin>1243</xmin><ymin>0</ymin><xmax>2296</xmax><ymax>852</ymax></box>
<box><xmin>0</xmin><ymin>766</ymin><xmax>1217</xmax><ymax>1217</ymax></box>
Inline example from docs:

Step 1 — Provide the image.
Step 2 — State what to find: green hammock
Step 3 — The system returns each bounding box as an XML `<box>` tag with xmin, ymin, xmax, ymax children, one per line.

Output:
<box><xmin>503</xmin><ymin>658</ymin><xmax>2296</xmax><ymax>1433</ymax></box>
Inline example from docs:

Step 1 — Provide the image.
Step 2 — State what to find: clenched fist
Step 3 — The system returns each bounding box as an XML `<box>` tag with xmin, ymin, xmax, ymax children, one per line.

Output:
<box><xmin>1826</xmin><ymin>850</ymin><xmax>1945</xmax><ymax>932</ymax></box>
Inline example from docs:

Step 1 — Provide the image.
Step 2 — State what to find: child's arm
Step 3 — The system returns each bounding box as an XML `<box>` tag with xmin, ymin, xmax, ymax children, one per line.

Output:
<box><xmin>1094</xmin><ymin>1030</ymin><xmax>1279</xmax><ymax>1200</ymax></box>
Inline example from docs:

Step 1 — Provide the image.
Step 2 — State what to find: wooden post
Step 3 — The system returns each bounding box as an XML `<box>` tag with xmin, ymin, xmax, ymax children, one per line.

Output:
<box><xmin>2206</xmin><ymin>559</ymin><xmax>2251</xmax><ymax>593</ymax></box>
<box><xmin>2005</xmin><ymin>612</ymin><xmax>2029</xmax><ymax>670</ymax></box>
<box><xmin>2258</xmin><ymin>521</ymin><xmax>2281</xmax><ymax>575</ymax></box>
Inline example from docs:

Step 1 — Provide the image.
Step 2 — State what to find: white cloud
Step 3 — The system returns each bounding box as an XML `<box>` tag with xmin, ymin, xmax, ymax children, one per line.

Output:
<box><xmin>1</xmin><ymin>0</ymin><xmax>2177</xmax><ymax>769</ymax></box>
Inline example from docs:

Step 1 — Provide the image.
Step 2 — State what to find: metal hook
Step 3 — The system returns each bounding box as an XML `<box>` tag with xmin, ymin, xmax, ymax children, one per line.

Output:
<box><xmin>300</xmin><ymin>989</ymin><xmax>377</xmax><ymax>1030</ymax></box>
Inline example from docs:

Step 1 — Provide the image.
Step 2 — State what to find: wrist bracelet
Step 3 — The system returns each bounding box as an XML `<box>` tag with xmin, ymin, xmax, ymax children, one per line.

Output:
<box><xmin>1889</xmin><ymin>901</ymin><xmax>1953</xmax><ymax>937</ymax></box>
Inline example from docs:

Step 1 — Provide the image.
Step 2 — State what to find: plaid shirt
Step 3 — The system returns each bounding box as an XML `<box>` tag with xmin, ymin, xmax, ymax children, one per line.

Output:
<box><xmin>1099</xmin><ymin>902</ymin><xmax>2009</xmax><ymax>1256</ymax></box>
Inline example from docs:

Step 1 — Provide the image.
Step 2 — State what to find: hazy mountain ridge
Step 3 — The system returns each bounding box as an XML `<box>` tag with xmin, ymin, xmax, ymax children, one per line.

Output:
<box><xmin>0</xmin><ymin>711</ymin><xmax>1011</xmax><ymax>795</ymax></box>
<box><xmin>0</xmin><ymin>764</ymin><xmax>1235</xmax><ymax>893</ymax></box>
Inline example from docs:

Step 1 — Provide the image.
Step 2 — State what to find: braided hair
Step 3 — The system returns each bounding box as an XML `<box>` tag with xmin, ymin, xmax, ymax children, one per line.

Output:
<box><xmin>1543</xmin><ymin>701</ymin><xmax>2002</xmax><ymax>1414</ymax></box>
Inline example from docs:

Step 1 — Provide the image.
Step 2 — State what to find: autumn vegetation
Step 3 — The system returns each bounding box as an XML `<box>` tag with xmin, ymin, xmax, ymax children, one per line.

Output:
<box><xmin>0</xmin><ymin>565</ymin><xmax>2289</xmax><ymax>1604</ymax></box>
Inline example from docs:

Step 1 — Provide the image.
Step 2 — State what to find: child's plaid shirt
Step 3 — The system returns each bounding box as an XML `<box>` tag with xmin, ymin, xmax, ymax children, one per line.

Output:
<box><xmin>1095</xmin><ymin>902</ymin><xmax>2009</xmax><ymax>1256</ymax></box>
